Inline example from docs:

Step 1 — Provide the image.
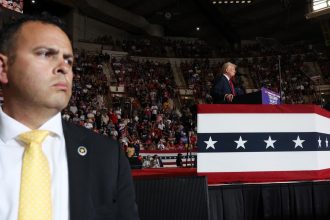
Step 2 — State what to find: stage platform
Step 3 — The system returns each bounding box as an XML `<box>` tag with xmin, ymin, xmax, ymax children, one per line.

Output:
<box><xmin>132</xmin><ymin>168</ymin><xmax>330</xmax><ymax>220</ymax></box>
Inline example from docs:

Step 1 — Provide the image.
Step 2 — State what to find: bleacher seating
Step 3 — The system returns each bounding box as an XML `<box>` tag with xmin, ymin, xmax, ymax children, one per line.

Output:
<box><xmin>64</xmin><ymin>39</ymin><xmax>330</xmax><ymax>168</ymax></box>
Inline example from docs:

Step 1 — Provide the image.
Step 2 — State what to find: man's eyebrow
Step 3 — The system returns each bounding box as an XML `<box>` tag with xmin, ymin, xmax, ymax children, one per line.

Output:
<box><xmin>64</xmin><ymin>54</ymin><xmax>74</xmax><ymax>60</ymax></box>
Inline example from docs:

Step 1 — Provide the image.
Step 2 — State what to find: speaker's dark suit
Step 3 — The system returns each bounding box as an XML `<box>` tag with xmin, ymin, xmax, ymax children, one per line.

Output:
<box><xmin>63</xmin><ymin>121</ymin><xmax>139</xmax><ymax>220</ymax></box>
<box><xmin>211</xmin><ymin>74</ymin><xmax>234</xmax><ymax>104</ymax></box>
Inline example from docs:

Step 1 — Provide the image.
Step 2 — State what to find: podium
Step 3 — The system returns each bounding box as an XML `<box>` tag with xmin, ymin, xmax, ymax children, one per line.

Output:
<box><xmin>232</xmin><ymin>90</ymin><xmax>262</xmax><ymax>104</ymax></box>
<box><xmin>233</xmin><ymin>87</ymin><xmax>280</xmax><ymax>104</ymax></box>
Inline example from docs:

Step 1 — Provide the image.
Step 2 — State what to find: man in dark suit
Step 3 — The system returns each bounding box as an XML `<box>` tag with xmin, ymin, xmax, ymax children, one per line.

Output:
<box><xmin>211</xmin><ymin>62</ymin><xmax>239</xmax><ymax>104</ymax></box>
<box><xmin>0</xmin><ymin>15</ymin><xmax>139</xmax><ymax>220</ymax></box>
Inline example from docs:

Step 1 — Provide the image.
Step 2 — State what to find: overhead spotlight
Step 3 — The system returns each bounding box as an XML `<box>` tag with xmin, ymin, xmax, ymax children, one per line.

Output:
<box><xmin>241</xmin><ymin>0</ymin><xmax>246</xmax><ymax>3</ymax></box>
<box><xmin>212</xmin><ymin>1</ymin><xmax>217</xmax><ymax>4</ymax></box>
<box><xmin>247</xmin><ymin>0</ymin><xmax>252</xmax><ymax>3</ymax></box>
<box><xmin>224</xmin><ymin>0</ymin><xmax>228</xmax><ymax>3</ymax></box>
<box><xmin>236</xmin><ymin>0</ymin><xmax>240</xmax><ymax>3</ymax></box>
<box><xmin>230</xmin><ymin>1</ymin><xmax>234</xmax><ymax>3</ymax></box>
<box><xmin>196</xmin><ymin>27</ymin><xmax>200</xmax><ymax>31</ymax></box>
<box><xmin>218</xmin><ymin>1</ymin><xmax>223</xmax><ymax>4</ymax></box>
<box><xmin>31</xmin><ymin>0</ymin><xmax>36</xmax><ymax>3</ymax></box>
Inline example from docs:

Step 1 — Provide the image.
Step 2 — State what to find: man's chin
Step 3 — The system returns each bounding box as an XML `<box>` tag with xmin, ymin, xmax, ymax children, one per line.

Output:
<box><xmin>47</xmin><ymin>100</ymin><xmax>70</xmax><ymax>113</ymax></box>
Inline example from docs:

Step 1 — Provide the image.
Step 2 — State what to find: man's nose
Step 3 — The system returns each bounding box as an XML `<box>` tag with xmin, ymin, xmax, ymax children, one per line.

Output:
<box><xmin>54</xmin><ymin>59</ymin><xmax>70</xmax><ymax>75</ymax></box>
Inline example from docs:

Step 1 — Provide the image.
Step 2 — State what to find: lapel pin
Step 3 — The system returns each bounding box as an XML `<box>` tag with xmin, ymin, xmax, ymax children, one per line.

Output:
<box><xmin>77</xmin><ymin>146</ymin><xmax>87</xmax><ymax>156</ymax></box>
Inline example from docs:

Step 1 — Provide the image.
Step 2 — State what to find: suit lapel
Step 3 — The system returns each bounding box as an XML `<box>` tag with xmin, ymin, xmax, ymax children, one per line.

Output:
<box><xmin>63</xmin><ymin>122</ymin><xmax>92</xmax><ymax>220</ymax></box>
<box><xmin>224</xmin><ymin>76</ymin><xmax>233</xmax><ymax>94</ymax></box>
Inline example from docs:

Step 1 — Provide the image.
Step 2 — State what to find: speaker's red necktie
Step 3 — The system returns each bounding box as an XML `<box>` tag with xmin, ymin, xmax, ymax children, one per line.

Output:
<box><xmin>229</xmin><ymin>80</ymin><xmax>236</xmax><ymax>96</ymax></box>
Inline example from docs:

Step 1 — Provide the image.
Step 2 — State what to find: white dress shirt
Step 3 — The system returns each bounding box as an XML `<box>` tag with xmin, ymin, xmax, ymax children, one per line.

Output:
<box><xmin>0</xmin><ymin>108</ymin><xmax>69</xmax><ymax>220</ymax></box>
<box><xmin>223</xmin><ymin>74</ymin><xmax>230</xmax><ymax>81</ymax></box>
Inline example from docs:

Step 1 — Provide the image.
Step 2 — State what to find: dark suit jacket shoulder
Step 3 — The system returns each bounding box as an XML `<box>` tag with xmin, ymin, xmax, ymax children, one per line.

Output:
<box><xmin>63</xmin><ymin>121</ymin><xmax>139</xmax><ymax>220</ymax></box>
<box><xmin>211</xmin><ymin>74</ymin><xmax>232</xmax><ymax>104</ymax></box>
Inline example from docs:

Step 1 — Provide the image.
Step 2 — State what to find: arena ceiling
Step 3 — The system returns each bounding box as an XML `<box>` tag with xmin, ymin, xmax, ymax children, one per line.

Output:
<box><xmin>104</xmin><ymin>0</ymin><xmax>323</xmax><ymax>44</ymax></box>
<box><xmin>30</xmin><ymin>0</ymin><xmax>323</xmax><ymax>45</ymax></box>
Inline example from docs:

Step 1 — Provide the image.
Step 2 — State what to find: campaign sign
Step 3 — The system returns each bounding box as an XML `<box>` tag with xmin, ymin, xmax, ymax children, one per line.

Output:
<box><xmin>261</xmin><ymin>87</ymin><xmax>280</xmax><ymax>104</ymax></box>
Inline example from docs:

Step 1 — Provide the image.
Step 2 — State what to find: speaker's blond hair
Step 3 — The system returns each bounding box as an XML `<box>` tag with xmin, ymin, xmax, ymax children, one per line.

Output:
<box><xmin>221</xmin><ymin>62</ymin><xmax>237</xmax><ymax>73</ymax></box>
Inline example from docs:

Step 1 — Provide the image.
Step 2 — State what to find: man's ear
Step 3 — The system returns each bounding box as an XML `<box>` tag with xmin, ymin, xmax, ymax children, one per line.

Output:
<box><xmin>0</xmin><ymin>54</ymin><xmax>8</xmax><ymax>84</ymax></box>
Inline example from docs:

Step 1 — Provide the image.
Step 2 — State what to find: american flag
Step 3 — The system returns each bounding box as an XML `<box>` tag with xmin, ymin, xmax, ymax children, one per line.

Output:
<box><xmin>140</xmin><ymin>150</ymin><xmax>197</xmax><ymax>168</ymax></box>
<box><xmin>197</xmin><ymin>104</ymin><xmax>330</xmax><ymax>184</ymax></box>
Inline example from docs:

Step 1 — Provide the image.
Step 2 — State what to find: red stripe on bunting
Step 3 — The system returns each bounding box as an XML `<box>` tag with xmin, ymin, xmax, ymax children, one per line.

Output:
<box><xmin>198</xmin><ymin>104</ymin><xmax>330</xmax><ymax>118</ymax></box>
<box><xmin>199</xmin><ymin>168</ymin><xmax>330</xmax><ymax>185</ymax></box>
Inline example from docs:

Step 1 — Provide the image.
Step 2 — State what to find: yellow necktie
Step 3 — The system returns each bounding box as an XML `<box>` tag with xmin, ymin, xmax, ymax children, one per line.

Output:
<box><xmin>18</xmin><ymin>130</ymin><xmax>52</xmax><ymax>220</ymax></box>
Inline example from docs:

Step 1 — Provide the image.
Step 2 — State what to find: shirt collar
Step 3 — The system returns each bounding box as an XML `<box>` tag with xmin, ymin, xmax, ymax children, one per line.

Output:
<box><xmin>223</xmin><ymin>74</ymin><xmax>230</xmax><ymax>81</ymax></box>
<box><xmin>0</xmin><ymin>107</ymin><xmax>64</xmax><ymax>143</ymax></box>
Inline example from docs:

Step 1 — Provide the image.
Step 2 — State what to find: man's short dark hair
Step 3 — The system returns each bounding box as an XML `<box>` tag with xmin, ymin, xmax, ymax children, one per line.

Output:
<box><xmin>0</xmin><ymin>13</ymin><xmax>67</xmax><ymax>58</ymax></box>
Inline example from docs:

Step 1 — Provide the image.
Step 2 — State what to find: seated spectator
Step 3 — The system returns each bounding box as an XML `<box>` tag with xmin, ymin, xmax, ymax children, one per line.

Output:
<box><xmin>142</xmin><ymin>155</ymin><xmax>152</xmax><ymax>168</ymax></box>
<box><xmin>126</xmin><ymin>144</ymin><xmax>135</xmax><ymax>158</ymax></box>
<box><xmin>150</xmin><ymin>155</ymin><xmax>163</xmax><ymax>168</ymax></box>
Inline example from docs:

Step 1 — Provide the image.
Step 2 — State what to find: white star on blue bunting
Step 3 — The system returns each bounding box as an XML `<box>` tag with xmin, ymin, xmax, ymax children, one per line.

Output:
<box><xmin>293</xmin><ymin>135</ymin><xmax>305</xmax><ymax>148</ymax></box>
<box><xmin>204</xmin><ymin>136</ymin><xmax>217</xmax><ymax>150</ymax></box>
<box><xmin>264</xmin><ymin>136</ymin><xmax>276</xmax><ymax>149</ymax></box>
<box><xmin>235</xmin><ymin>136</ymin><xmax>247</xmax><ymax>149</ymax></box>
